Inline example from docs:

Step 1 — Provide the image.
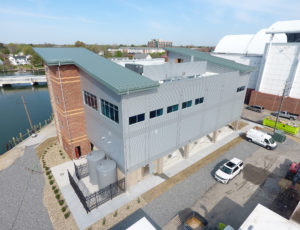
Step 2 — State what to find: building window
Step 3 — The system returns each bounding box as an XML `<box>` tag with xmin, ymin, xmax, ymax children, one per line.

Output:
<box><xmin>182</xmin><ymin>100</ymin><xmax>192</xmax><ymax>109</ymax></box>
<box><xmin>167</xmin><ymin>104</ymin><xmax>179</xmax><ymax>113</ymax></box>
<box><xmin>237</xmin><ymin>86</ymin><xmax>246</xmax><ymax>92</ymax></box>
<box><xmin>84</xmin><ymin>91</ymin><xmax>98</xmax><ymax>110</ymax></box>
<box><xmin>129</xmin><ymin>113</ymin><xmax>145</xmax><ymax>125</ymax></box>
<box><xmin>150</xmin><ymin>108</ymin><xmax>163</xmax><ymax>119</ymax></box>
<box><xmin>101</xmin><ymin>99</ymin><xmax>119</xmax><ymax>123</ymax></box>
<box><xmin>195</xmin><ymin>97</ymin><xmax>204</xmax><ymax>105</ymax></box>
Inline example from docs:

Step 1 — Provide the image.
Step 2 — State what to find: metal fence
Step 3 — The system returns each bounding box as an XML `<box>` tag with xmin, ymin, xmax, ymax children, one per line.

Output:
<box><xmin>86</xmin><ymin>178</ymin><xmax>126</xmax><ymax>211</ymax></box>
<box><xmin>68</xmin><ymin>170</ymin><xmax>126</xmax><ymax>213</ymax></box>
<box><xmin>67</xmin><ymin>170</ymin><xmax>90</xmax><ymax>213</ymax></box>
<box><xmin>74</xmin><ymin>162</ymin><xmax>89</xmax><ymax>180</ymax></box>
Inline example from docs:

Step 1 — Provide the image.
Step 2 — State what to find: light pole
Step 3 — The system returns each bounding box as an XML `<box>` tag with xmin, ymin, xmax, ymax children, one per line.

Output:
<box><xmin>274</xmin><ymin>80</ymin><xmax>290</xmax><ymax>132</ymax></box>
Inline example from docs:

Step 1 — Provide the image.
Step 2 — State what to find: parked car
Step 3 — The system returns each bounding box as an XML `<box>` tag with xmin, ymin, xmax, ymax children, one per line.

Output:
<box><xmin>246</xmin><ymin>128</ymin><xmax>277</xmax><ymax>150</ymax></box>
<box><xmin>271</xmin><ymin>111</ymin><xmax>299</xmax><ymax>120</ymax></box>
<box><xmin>246</xmin><ymin>105</ymin><xmax>264</xmax><ymax>113</ymax></box>
<box><xmin>214</xmin><ymin>158</ymin><xmax>244</xmax><ymax>184</ymax></box>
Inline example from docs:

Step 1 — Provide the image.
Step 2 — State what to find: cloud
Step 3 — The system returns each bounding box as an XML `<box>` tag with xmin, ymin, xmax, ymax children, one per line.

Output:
<box><xmin>0</xmin><ymin>8</ymin><xmax>101</xmax><ymax>24</ymax></box>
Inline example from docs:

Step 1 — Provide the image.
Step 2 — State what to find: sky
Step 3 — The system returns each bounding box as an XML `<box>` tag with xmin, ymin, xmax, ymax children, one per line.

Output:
<box><xmin>0</xmin><ymin>0</ymin><xmax>299</xmax><ymax>46</ymax></box>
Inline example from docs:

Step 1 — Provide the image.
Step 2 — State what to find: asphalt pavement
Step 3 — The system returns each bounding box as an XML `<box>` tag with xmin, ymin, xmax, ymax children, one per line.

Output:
<box><xmin>0</xmin><ymin>145</ymin><xmax>53</xmax><ymax>230</ymax></box>
<box><xmin>142</xmin><ymin>139</ymin><xmax>260</xmax><ymax>228</ymax></box>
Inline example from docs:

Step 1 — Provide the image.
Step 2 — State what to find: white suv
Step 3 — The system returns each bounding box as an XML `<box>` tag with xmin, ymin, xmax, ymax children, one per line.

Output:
<box><xmin>214</xmin><ymin>158</ymin><xmax>244</xmax><ymax>184</ymax></box>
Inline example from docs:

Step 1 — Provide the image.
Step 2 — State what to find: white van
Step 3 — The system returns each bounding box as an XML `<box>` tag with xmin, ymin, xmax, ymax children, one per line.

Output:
<box><xmin>246</xmin><ymin>129</ymin><xmax>277</xmax><ymax>150</ymax></box>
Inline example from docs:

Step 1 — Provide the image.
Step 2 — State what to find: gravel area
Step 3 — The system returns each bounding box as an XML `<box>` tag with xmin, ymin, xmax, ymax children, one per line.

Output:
<box><xmin>0</xmin><ymin>145</ymin><xmax>53</xmax><ymax>230</ymax></box>
<box><xmin>142</xmin><ymin>140</ymin><xmax>260</xmax><ymax>228</ymax></box>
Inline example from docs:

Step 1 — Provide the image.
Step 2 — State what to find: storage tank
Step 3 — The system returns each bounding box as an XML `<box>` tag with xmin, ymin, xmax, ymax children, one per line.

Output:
<box><xmin>87</xmin><ymin>150</ymin><xmax>105</xmax><ymax>184</ymax></box>
<box><xmin>96</xmin><ymin>160</ymin><xmax>117</xmax><ymax>190</ymax></box>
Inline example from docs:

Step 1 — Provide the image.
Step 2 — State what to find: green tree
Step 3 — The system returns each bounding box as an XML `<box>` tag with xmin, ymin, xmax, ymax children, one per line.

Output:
<box><xmin>104</xmin><ymin>51</ymin><xmax>112</xmax><ymax>58</ymax></box>
<box><xmin>30</xmin><ymin>52</ymin><xmax>43</xmax><ymax>67</ymax></box>
<box><xmin>114</xmin><ymin>51</ymin><xmax>122</xmax><ymax>57</ymax></box>
<box><xmin>87</xmin><ymin>45</ymin><xmax>100</xmax><ymax>53</ymax></box>
<box><xmin>74</xmin><ymin>41</ymin><xmax>86</xmax><ymax>47</ymax></box>
<box><xmin>22</xmin><ymin>45</ymin><xmax>34</xmax><ymax>55</ymax></box>
<box><xmin>7</xmin><ymin>43</ymin><xmax>18</xmax><ymax>54</ymax></box>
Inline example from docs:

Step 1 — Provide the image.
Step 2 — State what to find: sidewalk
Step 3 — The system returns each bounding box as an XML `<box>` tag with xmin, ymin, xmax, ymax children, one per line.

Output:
<box><xmin>0</xmin><ymin>122</ymin><xmax>57</xmax><ymax>171</ymax></box>
<box><xmin>51</xmin><ymin>120</ymin><xmax>259</xmax><ymax>230</ymax></box>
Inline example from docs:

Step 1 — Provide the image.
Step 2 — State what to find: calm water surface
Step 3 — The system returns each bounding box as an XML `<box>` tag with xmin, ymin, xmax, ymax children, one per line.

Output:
<box><xmin>0</xmin><ymin>72</ymin><xmax>51</xmax><ymax>154</ymax></box>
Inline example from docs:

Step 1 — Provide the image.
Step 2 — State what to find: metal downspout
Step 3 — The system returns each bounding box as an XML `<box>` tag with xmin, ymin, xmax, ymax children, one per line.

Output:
<box><xmin>58</xmin><ymin>63</ymin><xmax>75</xmax><ymax>159</ymax></box>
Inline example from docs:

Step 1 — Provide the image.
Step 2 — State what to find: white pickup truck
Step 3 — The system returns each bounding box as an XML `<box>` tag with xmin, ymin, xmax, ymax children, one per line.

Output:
<box><xmin>272</xmin><ymin>111</ymin><xmax>299</xmax><ymax>120</ymax></box>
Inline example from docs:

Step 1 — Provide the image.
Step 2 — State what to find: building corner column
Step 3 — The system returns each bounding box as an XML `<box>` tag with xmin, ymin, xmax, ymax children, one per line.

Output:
<box><xmin>212</xmin><ymin>130</ymin><xmax>218</xmax><ymax>143</ymax></box>
<box><xmin>233</xmin><ymin>120</ymin><xmax>239</xmax><ymax>131</ymax></box>
<box><xmin>183</xmin><ymin>144</ymin><xmax>190</xmax><ymax>159</ymax></box>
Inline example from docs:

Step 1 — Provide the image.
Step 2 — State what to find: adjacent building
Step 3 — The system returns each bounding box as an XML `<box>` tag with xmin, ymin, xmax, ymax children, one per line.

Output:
<box><xmin>8</xmin><ymin>54</ymin><xmax>31</xmax><ymax>65</ymax></box>
<box><xmin>214</xmin><ymin>20</ymin><xmax>300</xmax><ymax>113</ymax></box>
<box><xmin>148</xmin><ymin>39</ymin><xmax>172</xmax><ymax>48</ymax></box>
<box><xmin>35</xmin><ymin>47</ymin><xmax>253</xmax><ymax>187</ymax></box>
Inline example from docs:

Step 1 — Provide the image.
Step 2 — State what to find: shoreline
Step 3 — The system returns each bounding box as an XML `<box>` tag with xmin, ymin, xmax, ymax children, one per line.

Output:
<box><xmin>0</xmin><ymin>121</ymin><xmax>57</xmax><ymax>171</ymax></box>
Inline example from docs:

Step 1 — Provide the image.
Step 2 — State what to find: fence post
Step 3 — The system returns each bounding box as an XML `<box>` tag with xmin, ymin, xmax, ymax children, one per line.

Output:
<box><xmin>9</xmin><ymin>140</ymin><xmax>13</xmax><ymax>149</ymax></box>
<box><xmin>12</xmin><ymin>137</ymin><xmax>16</xmax><ymax>146</ymax></box>
<box><xmin>27</xmin><ymin>129</ymin><xmax>30</xmax><ymax>137</ymax></box>
<box><xmin>110</xmin><ymin>184</ymin><xmax>113</xmax><ymax>200</ymax></box>
<box><xmin>39</xmin><ymin>122</ymin><xmax>42</xmax><ymax>130</ymax></box>
<box><xmin>45</xmin><ymin>120</ymin><xmax>47</xmax><ymax>126</ymax></box>
<box><xmin>19</xmin><ymin>132</ymin><xmax>23</xmax><ymax>141</ymax></box>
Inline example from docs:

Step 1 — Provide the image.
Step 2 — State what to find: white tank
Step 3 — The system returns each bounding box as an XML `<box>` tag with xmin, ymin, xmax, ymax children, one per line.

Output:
<box><xmin>87</xmin><ymin>150</ymin><xmax>105</xmax><ymax>184</ymax></box>
<box><xmin>96</xmin><ymin>160</ymin><xmax>117</xmax><ymax>190</ymax></box>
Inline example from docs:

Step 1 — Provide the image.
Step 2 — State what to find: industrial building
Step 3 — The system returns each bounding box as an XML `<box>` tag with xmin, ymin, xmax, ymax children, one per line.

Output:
<box><xmin>214</xmin><ymin>20</ymin><xmax>300</xmax><ymax>113</ymax></box>
<box><xmin>148</xmin><ymin>39</ymin><xmax>172</xmax><ymax>48</ymax></box>
<box><xmin>34</xmin><ymin>47</ymin><xmax>253</xmax><ymax>187</ymax></box>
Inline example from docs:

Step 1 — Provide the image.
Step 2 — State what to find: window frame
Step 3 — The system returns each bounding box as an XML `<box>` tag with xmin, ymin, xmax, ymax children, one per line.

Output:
<box><xmin>100</xmin><ymin>99</ymin><xmax>119</xmax><ymax>124</ymax></box>
<box><xmin>129</xmin><ymin>113</ymin><xmax>145</xmax><ymax>125</ymax></box>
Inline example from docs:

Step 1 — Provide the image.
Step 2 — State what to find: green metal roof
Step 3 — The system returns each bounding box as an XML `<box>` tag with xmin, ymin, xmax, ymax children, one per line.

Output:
<box><xmin>165</xmin><ymin>48</ymin><xmax>256</xmax><ymax>73</ymax></box>
<box><xmin>33</xmin><ymin>47</ymin><xmax>159</xmax><ymax>95</ymax></box>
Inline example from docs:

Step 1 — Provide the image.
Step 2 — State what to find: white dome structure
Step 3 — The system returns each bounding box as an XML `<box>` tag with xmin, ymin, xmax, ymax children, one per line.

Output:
<box><xmin>215</xmin><ymin>29</ymin><xmax>286</xmax><ymax>56</ymax></box>
<box><xmin>266</xmin><ymin>20</ymin><xmax>300</xmax><ymax>34</ymax></box>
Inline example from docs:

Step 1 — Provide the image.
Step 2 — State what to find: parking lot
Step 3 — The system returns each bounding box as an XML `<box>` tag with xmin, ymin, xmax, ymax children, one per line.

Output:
<box><xmin>242</xmin><ymin>105</ymin><xmax>300</xmax><ymax>127</ymax></box>
<box><xmin>163</xmin><ymin>137</ymin><xmax>300</xmax><ymax>229</ymax></box>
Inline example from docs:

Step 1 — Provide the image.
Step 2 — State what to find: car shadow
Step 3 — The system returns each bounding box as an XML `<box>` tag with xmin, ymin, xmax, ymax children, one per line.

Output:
<box><xmin>210</xmin><ymin>159</ymin><xmax>229</xmax><ymax>179</ymax></box>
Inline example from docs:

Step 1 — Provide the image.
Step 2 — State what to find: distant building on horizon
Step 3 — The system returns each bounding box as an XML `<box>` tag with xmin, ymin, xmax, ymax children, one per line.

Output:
<box><xmin>148</xmin><ymin>39</ymin><xmax>172</xmax><ymax>48</ymax></box>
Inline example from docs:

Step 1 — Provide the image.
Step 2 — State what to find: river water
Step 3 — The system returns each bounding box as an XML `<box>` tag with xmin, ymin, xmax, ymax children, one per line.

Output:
<box><xmin>0</xmin><ymin>71</ymin><xmax>52</xmax><ymax>154</ymax></box>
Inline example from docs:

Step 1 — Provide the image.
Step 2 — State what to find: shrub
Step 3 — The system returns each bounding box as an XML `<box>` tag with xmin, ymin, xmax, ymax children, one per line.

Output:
<box><xmin>102</xmin><ymin>218</ymin><xmax>106</xmax><ymax>225</ymax></box>
<box><xmin>59</xmin><ymin>200</ymin><xmax>64</xmax><ymax>206</ymax></box>
<box><xmin>62</xmin><ymin>157</ymin><xmax>65</xmax><ymax>159</ymax></box>
<box><xmin>52</xmin><ymin>185</ymin><xmax>56</xmax><ymax>190</ymax></box>
<box><xmin>113</xmin><ymin>210</ymin><xmax>118</xmax><ymax>217</ymax></box>
<box><xmin>64</xmin><ymin>212</ymin><xmax>70</xmax><ymax>219</ymax></box>
<box><xmin>61</xmin><ymin>205</ymin><xmax>67</xmax><ymax>212</ymax></box>
<box><xmin>127</xmin><ymin>205</ymin><xmax>130</xmax><ymax>209</ymax></box>
<box><xmin>56</xmin><ymin>194</ymin><xmax>60</xmax><ymax>200</ymax></box>
<box><xmin>137</xmin><ymin>197</ymin><xmax>140</xmax><ymax>203</ymax></box>
<box><xmin>45</xmin><ymin>167</ymin><xmax>49</xmax><ymax>170</ymax></box>
<box><xmin>48</xmin><ymin>175</ymin><xmax>52</xmax><ymax>180</ymax></box>
<box><xmin>54</xmin><ymin>189</ymin><xmax>59</xmax><ymax>194</ymax></box>
<box><xmin>46</xmin><ymin>171</ymin><xmax>51</xmax><ymax>176</ymax></box>
<box><xmin>49</xmin><ymin>180</ymin><xmax>54</xmax><ymax>185</ymax></box>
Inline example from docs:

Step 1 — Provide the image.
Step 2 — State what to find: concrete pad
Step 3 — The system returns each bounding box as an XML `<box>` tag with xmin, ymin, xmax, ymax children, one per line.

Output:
<box><xmin>51</xmin><ymin>160</ymin><xmax>164</xmax><ymax>230</ymax></box>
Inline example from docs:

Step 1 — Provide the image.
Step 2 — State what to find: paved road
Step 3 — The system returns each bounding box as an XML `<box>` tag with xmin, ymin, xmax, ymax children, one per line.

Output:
<box><xmin>0</xmin><ymin>145</ymin><xmax>53</xmax><ymax>230</ymax></box>
<box><xmin>142</xmin><ymin>140</ymin><xmax>260</xmax><ymax>228</ymax></box>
